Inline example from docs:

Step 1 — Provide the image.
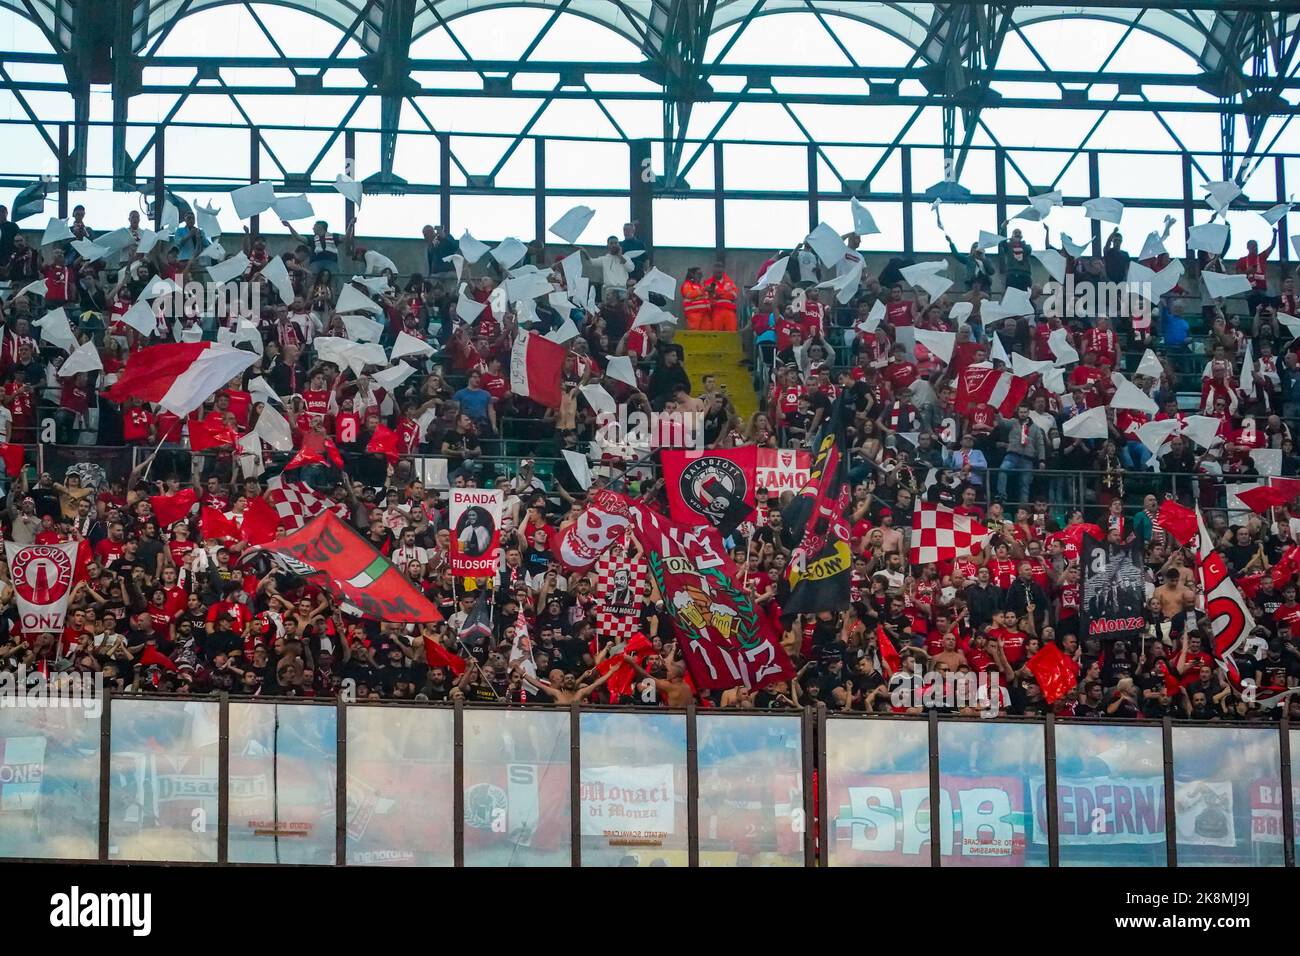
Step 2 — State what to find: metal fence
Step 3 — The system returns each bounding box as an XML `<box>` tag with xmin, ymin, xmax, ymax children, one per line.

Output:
<box><xmin>0</xmin><ymin>693</ymin><xmax>1293</xmax><ymax>867</ymax></box>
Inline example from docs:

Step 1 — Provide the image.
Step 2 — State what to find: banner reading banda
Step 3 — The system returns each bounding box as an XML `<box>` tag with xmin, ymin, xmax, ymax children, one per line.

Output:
<box><xmin>450</xmin><ymin>488</ymin><xmax>503</xmax><ymax>577</ymax></box>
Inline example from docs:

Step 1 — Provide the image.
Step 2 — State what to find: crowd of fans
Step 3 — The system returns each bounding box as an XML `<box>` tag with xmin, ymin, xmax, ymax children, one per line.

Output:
<box><xmin>0</xmin><ymin>193</ymin><xmax>1299</xmax><ymax>725</ymax></box>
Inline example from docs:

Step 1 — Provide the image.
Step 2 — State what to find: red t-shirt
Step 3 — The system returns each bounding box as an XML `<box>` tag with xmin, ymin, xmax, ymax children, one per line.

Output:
<box><xmin>122</xmin><ymin>408</ymin><xmax>154</xmax><ymax>443</ymax></box>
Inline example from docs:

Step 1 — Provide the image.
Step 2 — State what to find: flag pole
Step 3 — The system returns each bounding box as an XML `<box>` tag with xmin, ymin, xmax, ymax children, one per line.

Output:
<box><xmin>142</xmin><ymin>432</ymin><xmax>169</xmax><ymax>481</ymax></box>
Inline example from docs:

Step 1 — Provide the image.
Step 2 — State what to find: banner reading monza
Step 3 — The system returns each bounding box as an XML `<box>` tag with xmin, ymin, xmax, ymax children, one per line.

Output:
<box><xmin>449</xmin><ymin>488</ymin><xmax>502</xmax><ymax>577</ymax></box>
<box><xmin>1080</xmin><ymin>534</ymin><xmax>1146</xmax><ymax>639</ymax></box>
<box><xmin>5</xmin><ymin>542</ymin><xmax>78</xmax><ymax>633</ymax></box>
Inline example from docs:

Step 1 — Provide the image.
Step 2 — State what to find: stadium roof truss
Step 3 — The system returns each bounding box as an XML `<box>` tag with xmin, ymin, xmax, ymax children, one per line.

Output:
<box><xmin>1</xmin><ymin>0</ymin><xmax>1298</xmax><ymax>200</ymax></box>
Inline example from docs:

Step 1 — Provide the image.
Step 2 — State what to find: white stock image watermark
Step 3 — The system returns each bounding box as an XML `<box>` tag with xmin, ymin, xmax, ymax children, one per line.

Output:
<box><xmin>49</xmin><ymin>887</ymin><xmax>152</xmax><ymax>937</ymax></box>
<box><xmin>890</xmin><ymin>669</ymin><xmax>1009</xmax><ymax>718</ymax></box>
<box><xmin>1041</xmin><ymin>276</ymin><xmax>1154</xmax><ymax>322</ymax></box>
<box><xmin>155</xmin><ymin>280</ymin><xmax>263</xmax><ymax>320</ymax></box>
<box><xmin>595</xmin><ymin>404</ymin><xmax>705</xmax><ymax>452</ymax></box>
<box><xmin>0</xmin><ymin>665</ymin><xmax>104</xmax><ymax>720</ymax></box>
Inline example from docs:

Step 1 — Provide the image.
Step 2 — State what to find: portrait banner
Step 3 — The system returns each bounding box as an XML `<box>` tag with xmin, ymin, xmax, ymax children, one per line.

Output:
<box><xmin>450</xmin><ymin>488</ymin><xmax>503</xmax><ymax>577</ymax></box>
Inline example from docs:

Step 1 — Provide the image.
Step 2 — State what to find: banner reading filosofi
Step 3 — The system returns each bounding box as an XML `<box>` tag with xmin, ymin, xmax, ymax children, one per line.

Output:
<box><xmin>450</xmin><ymin>489</ymin><xmax>503</xmax><ymax>577</ymax></box>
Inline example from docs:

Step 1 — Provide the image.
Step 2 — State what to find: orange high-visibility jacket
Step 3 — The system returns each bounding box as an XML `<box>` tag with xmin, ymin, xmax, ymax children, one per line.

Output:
<box><xmin>682</xmin><ymin>279</ymin><xmax>711</xmax><ymax>320</ymax></box>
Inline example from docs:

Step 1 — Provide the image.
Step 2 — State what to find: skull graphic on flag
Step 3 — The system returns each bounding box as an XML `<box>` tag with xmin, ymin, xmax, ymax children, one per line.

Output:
<box><xmin>595</xmin><ymin>548</ymin><xmax>647</xmax><ymax>643</ymax></box>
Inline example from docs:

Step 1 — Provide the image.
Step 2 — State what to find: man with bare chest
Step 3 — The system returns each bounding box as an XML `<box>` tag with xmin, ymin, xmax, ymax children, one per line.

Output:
<box><xmin>1153</xmin><ymin>568</ymin><xmax>1196</xmax><ymax>637</ymax></box>
<box><xmin>931</xmin><ymin>631</ymin><xmax>967</xmax><ymax>672</ymax></box>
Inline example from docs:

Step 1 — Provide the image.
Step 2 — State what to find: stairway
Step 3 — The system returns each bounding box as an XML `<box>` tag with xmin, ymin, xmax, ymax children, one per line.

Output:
<box><xmin>674</xmin><ymin>330</ymin><xmax>758</xmax><ymax>420</ymax></box>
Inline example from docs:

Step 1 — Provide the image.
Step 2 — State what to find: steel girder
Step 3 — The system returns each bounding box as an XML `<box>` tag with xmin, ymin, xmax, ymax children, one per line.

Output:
<box><xmin>1</xmin><ymin>0</ymin><xmax>1298</xmax><ymax>195</ymax></box>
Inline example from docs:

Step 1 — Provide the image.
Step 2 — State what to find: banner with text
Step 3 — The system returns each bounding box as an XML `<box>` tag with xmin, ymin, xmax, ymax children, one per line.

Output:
<box><xmin>450</xmin><ymin>488</ymin><xmax>503</xmax><ymax>577</ymax></box>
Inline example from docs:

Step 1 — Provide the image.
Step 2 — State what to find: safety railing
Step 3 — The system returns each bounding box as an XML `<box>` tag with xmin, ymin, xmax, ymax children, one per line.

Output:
<box><xmin>10</xmin><ymin>441</ymin><xmax>1283</xmax><ymax>526</ymax></box>
<box><xmin>0</xmin><ymin>693</ymin><xmax>1291</xmax><ymax>868</ymax></box>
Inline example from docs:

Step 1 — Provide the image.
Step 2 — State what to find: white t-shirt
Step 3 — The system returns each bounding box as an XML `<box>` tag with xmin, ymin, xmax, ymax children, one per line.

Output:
<box><xmin>595</xmin><ymin>254</ymin><xmax>631</xmax><ymax>290</ymax></box>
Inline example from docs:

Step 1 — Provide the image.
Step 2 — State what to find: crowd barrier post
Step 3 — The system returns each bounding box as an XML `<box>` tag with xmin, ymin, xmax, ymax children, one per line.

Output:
<box><xmin>1162</xmin><ymin>716</ymin><xmax>1178</xmax><ymax>868</ymax></box>
<box><xmin>335</xmin><ymin>697</ymin><xmax>347</xmax><ymax>866</ymax></box>
<box><xmin>218</xmin><ymin>692</ymin><xmax>230</xmax><ymax>864</ymax></box>
<box><xmin>685</xmin><ymin>701</ymin><xmax>700</xmax><ymax>868</ymax></box>
<box><xmin>801</xmin><ymin>704</ymin><xmax>816</xmax><ymax>867</ymax></box>
<box><xmin>927</xmin><ymin>709</ymin><xmax>941</xmax><ymax>868</ymax></box>
<box><xmin>1044</xmin><ymin>713</ymin><xmax>1060</xmax><ymax>868</ymax></box>
<box><xmin>1282</xmin><ymin>717</ymin><xmax>1295</xmax><ymax>869</ymax></box>
<box><xmin>569</xmin><ymin>702</ymin><xmax>582</xmax><ymax>868</ymax></box>
<box><xmin>97</xmin><ymin>687</ymin><xmax>112</xmax><ymax>862</ymax></box>
<box><xmin>816</xmin><ymin>702</ymin><xmax>829</xmax><ymax>866</ymax></box>
<box><xmin>453</xmin><ymin>698</ymin><xmax>466</xmax><ymax>868</ymax></box>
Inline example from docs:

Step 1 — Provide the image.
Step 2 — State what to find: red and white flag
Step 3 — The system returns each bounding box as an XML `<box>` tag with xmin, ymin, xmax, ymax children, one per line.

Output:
<box><xmin>265</xmin><ymin>474</ymin><xmax>349</xmax><ymax>531</ymax></box>
<box><xmin>509</xmin><ymin>331</ymin><xmax>567</xmax><ymax>408</ymax></box>
<box><xmin>955</xmin><ymin>363</ymin><xmax>1030</xmax><ymax>416</ymax></box>
<box><xmin>105</xmin><ymin>342</ymin><xmax>258</xmax><ymax>417</ymax></box>
<box><xmin>911</xmin><ymin>500</ymin><xmax>990</xmax><ymax>565</ymax></box>
<box><xmin>1195</xmin><ymin>506</ymin><xmax>1253</xmax><ymax>671</ymax></box>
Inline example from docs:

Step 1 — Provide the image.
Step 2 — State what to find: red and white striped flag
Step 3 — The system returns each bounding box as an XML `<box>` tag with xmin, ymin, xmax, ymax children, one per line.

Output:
<box><xmin>509</xmin><ymin>331</ymin><xmax>567</xmax><ymax>408</ymax></box>
<box><xmin>910</xmin><ymin>500</ymin><xmax>990</xmax><ymax>565</ymax></box>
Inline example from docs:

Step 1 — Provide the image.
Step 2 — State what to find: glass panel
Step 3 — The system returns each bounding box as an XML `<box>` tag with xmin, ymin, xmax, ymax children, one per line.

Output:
<box><xmin>109</xmin><ymin>699</ymin><xmax>220</xmax><ymax>862</ymax></box>
<box><xmin>696</xmin><ymin>714</ymin><xmax>804</xmax><ymax>866</ymax></box>
<box><xmin>0</xmin><ymin>701</ymin><xmax>101</xmax><ymax>860</ymax></box>
<box><xmin>579</xmin><ymin>711</ymin><xmax>688</xmax><ymax>867</ymax></box>
<box><xmin>464</xmin><ymin>708</ymin><xmax>571</xmax><ymax>867</ymax></box>
<box><xmin>1172</xmin><ymin>726</ymin><xmax>1283</xmax><ymax>867</ymax></box>
<box><xmin>1050</xmin><ymin>723</ymin><xmax>1166</xmax><ymax>866</ymax></box>
<box><xmin>346</xmin><ymin>706</ymin><xmax>454</xmax><ymax>866</ymax></box>
<box><xmin>1293</xmin><ymin>730</ymin><xmax>1300</xmax><ymax>861</ymax></box>
<box><xmin>938</xmin><ymin>721</ymin><xmax>1047</xmax><ymax>866</ymax></box>
<box><xmin>826</xmin><ymin>718</ymin><xmax>931</xmax><ymax>867</ymax></box>
<box><xmin>228</xmin><ymin>703</ymin><xmax>337</xmax><ymax>865</ymax></box>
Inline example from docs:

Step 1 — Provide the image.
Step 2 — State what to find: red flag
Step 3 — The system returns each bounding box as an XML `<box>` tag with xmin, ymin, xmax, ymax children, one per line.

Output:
<box><xmin>103</xmin><ymin>341</ymin><xmax>256</xmax><ymax>417</ymax></box>
<box><xmin>139</xmin><ymin>644</ymin><xmax>178</xmax><ymax>672</ymax></box>
<box><xmin>875</xmin><ymin>625</ymin><xmax>901</xmax><ymax>673</ymax></box>
<box><xmin>287</xmin><ymin>433</ymin><xmax>345</xmax><ymax>471</ymax></box>
<box><xmin>0</xmin><ymin>443</ymin><xmax>25</xmax><ymax>478</ymax></box>
<box><xmin>1157</xmin><ymin>498</ymin><xmax>1197</xmax><ymax>546</ymax></box>
<box><xmin>189</xmin><ymin>416</ymin><xmax>239</xmax><ymax>451</ymax></box>
<box><xmin>509</xmin><ymin>331</ymin><xmax>567</xmax><ymax>408</ymax></box>
<box><xmin>954</xmin><ymin>364</ymin><xmax>1030</xmax><ymax>416</ymax></box>
<box><xmin>911</xmin><ymin>500</ymin><xmax>989</xmax><ymax>565</ymax></box>
<box><xmin>199</xmin><ymin>505</ymin><xmax>241</xmax><ymax>542</ymax></box>
<box><xmin>661</xmin><ymin>445</ymin><xmax>759</xmax><ymax>528</ymax></box>
<box><xmin>597</xmin><ymin>632</ymin><xmax>655</xmax><ymax>701</ymax></box>
<box><xmin>1235</xmin><ymin>478</ymin><xmax>1300</xmax><ymax>515</ymax></box>
<box><xmin>150</xmin><ymin>488</ymin><xmax>198</xmax><ymax>527</ymax></box>
<box><xmin>1025</xmin><ymin>642</ymin><xmax>1079</xmax><ymax>705</ymax></box>
<box><xmin>366</xmin><ymin>424</ymin><xmax>400</xmax><ymax>465</ymax></box>
<box><xmin>240</xmin><ymin>495</ymin><xmax>280</xmax><ymax>546</ymax></box>
<box><xmin>1273</xmin><ymin>545</ymin><xmax>1300</xmax><ymax>590</ymax></box>
<box><xmin>248</xmin><ymin>511</ymin><xmax>442</xmax><ymax>623</ymax></box>
<box><xmin>1236</xmin><ymin>572</ymin><xmax>1264</xmax><ymax>600</ymax></box>
<box><xmin>423</xmin><ymin>637</ymin><xmax>466</xmax><ymax>676</ymax></box>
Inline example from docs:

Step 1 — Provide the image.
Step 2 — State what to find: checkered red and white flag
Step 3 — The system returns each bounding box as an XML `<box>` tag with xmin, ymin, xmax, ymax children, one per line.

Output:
<box><xmin>595</xmin><ymin>550</ymin><xmax>648</xmax><ymax>644</ymax></box>
<box><xmin>910</xmin><ymin>500</ymin><xmax>990</xmax><ymax>566</ymax></box>
<box><xmin>265</xmin><ymin>474</ymin><xmax>350</xmax><ymax>531</ymax></box>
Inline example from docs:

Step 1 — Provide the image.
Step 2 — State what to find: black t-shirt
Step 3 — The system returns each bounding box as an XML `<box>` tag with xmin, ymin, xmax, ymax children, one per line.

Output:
<box><xmin>522</xmin><ymin>547</ymin><xmax>551</xmax><ymax>577</ymax></box>
<box><xmin>202</xmin><ymin>629</ymin><xmax>242</xmax><ymax>660</ymax></box>
<box><xmin>136</xmin><ymin>539</ymin><xmax>165</xmax><ymax>575</ymax></box>
<box><xmin>1221</xmin><ymin>543</ymin><xmax>1257</xmax><ymax>575</ymax></box>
